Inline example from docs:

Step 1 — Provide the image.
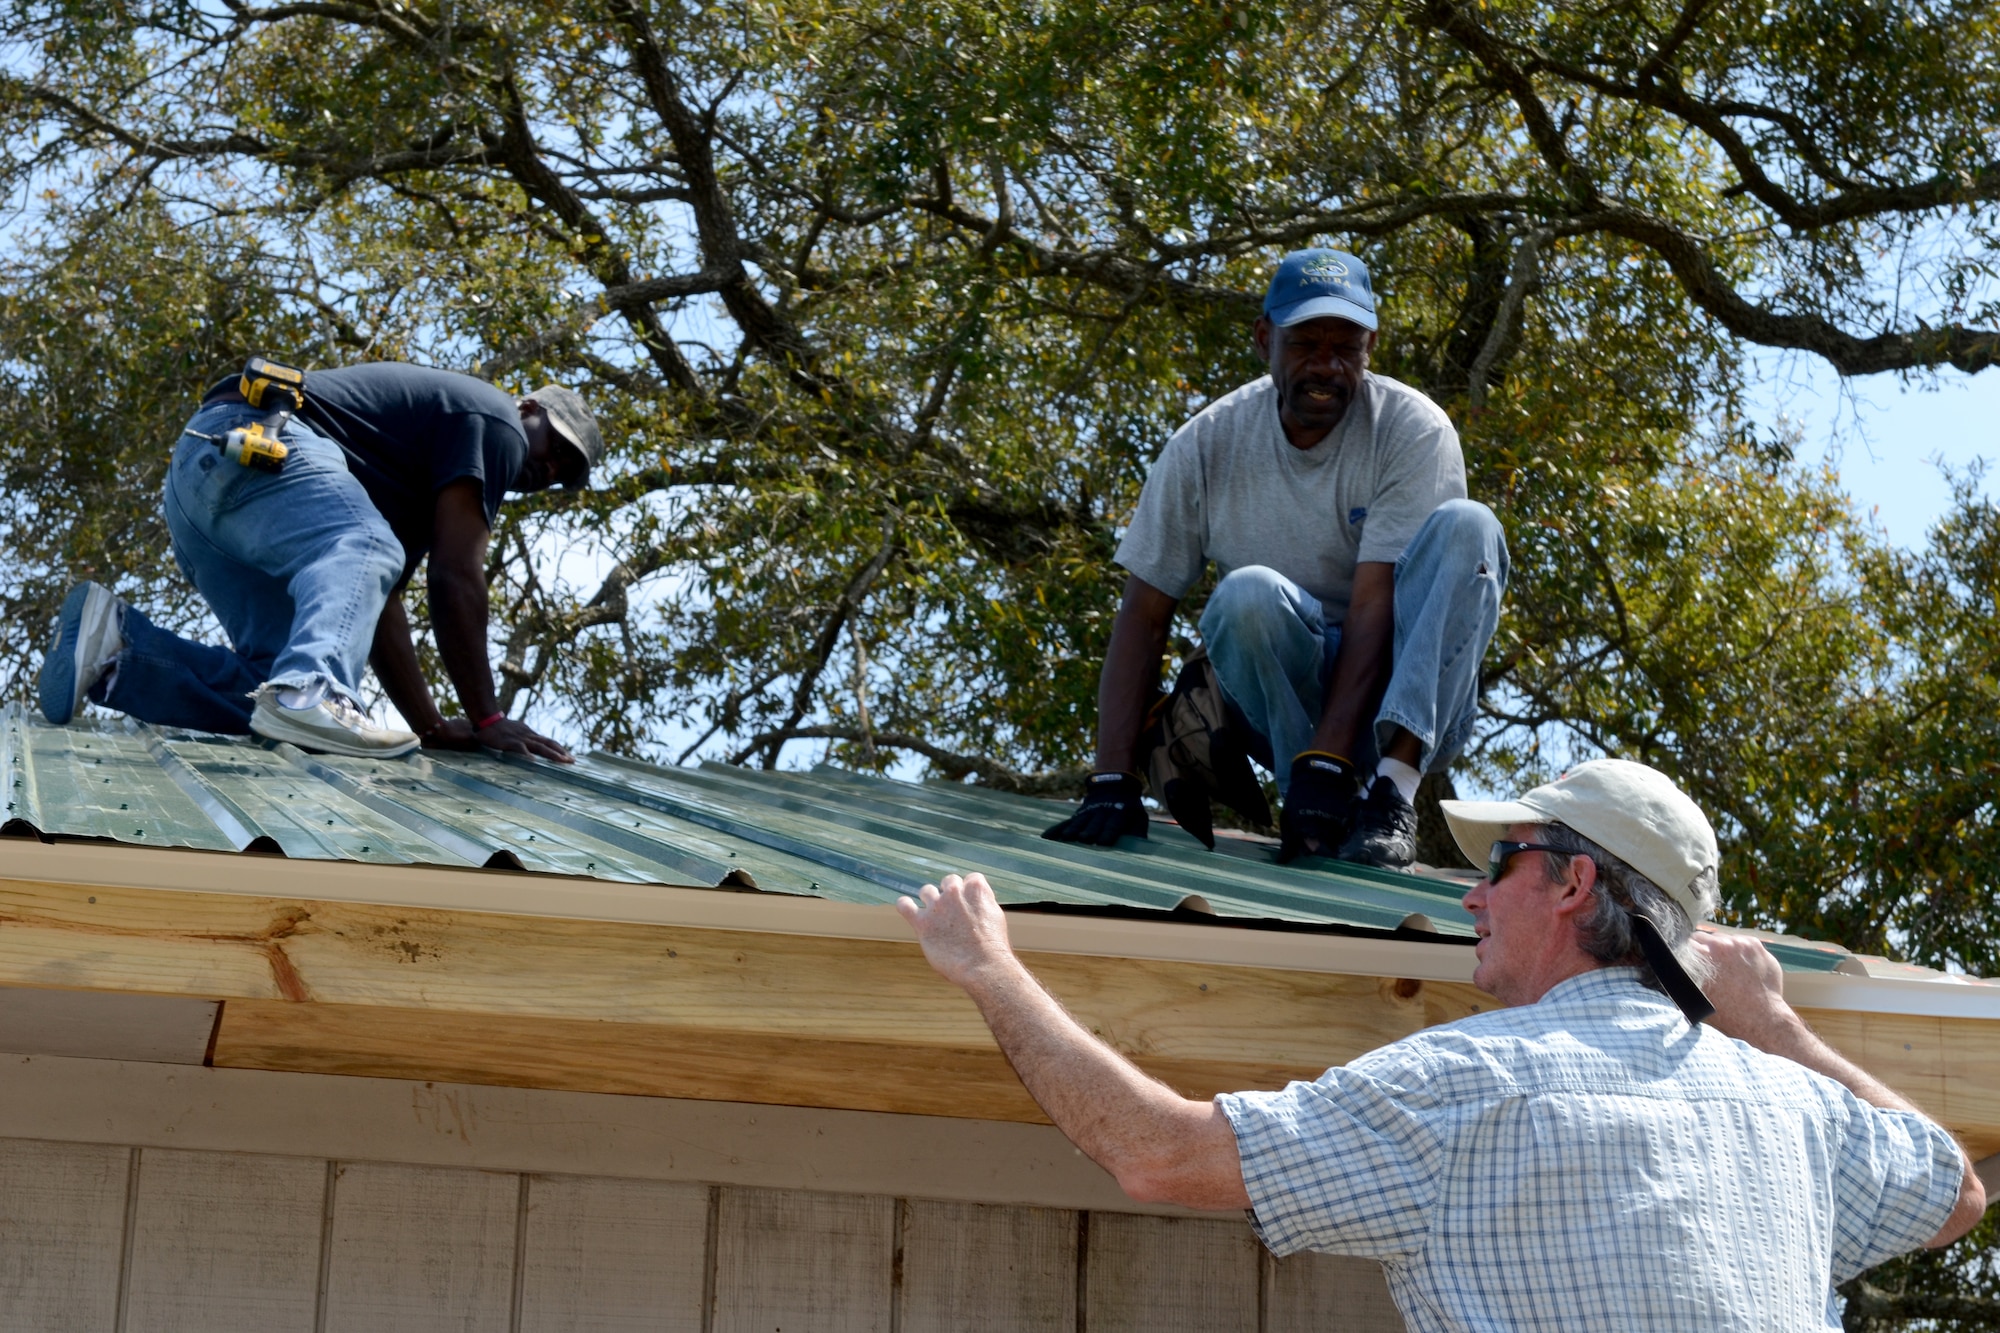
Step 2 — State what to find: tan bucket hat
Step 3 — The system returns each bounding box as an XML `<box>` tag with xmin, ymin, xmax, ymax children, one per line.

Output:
<box><xmin>525</xmin><ymin>384</ymin><xmax>604</xmax><ymax>488</ymax></box>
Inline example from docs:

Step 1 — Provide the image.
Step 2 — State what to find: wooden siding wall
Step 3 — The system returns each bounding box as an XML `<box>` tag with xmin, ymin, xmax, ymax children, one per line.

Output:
<box><xmin>0</xmin><ymin>1137</ymin><xmax>1405</xmax><ymax>1333</ymax></box>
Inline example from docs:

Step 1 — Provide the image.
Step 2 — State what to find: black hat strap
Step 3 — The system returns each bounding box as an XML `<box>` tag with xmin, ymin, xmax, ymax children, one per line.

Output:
<box><xmin>1632</xmin><ymin>911</ymin><xmax>1715</xmax><ymax>1025</ymax></box>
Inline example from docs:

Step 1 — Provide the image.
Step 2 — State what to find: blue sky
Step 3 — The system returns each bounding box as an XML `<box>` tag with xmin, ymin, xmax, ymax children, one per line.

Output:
<box><xmin>1750</xmin><ymin>353</ymin><xmax>2000</xmax><ymax>549</ymax></box>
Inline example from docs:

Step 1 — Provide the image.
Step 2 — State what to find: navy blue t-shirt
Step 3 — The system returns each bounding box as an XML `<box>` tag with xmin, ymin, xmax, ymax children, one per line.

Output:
<box><xmin>213</xmin><ymin>363</ymin><xmax>527</xmax><ymax>584</ymax></box>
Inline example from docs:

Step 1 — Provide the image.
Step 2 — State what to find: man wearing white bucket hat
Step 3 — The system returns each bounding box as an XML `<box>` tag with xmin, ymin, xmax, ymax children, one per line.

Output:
<box><xmin>901</xmin><ymin>758</ymin><xmax>1984</xmax><ymax>1330</ymax></box>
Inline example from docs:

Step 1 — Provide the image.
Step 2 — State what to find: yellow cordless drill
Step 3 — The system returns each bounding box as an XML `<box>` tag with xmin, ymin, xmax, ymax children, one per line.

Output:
<box><xmin>187</xmin><ymin>356</ymin><xmax>306</xmax><ymax>473</ymax></box>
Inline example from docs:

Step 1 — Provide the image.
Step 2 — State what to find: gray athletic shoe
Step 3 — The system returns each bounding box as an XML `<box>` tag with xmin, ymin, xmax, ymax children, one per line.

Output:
<box><xmin>249</xmin><ymin>684</ymin><xmax>419</xmax><ymax>758</ymax></box>
<box><xmin>38</xmin><ymin>581</ymin><xmax>125</xmax><ymax>725</ymax></box>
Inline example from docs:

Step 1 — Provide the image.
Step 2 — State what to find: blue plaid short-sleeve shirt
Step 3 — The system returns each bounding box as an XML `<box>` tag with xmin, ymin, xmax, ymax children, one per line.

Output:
<box><xmin>1217</xmin><ymin>968</ymin><xmax>1962</xmax><ymax>1331</ymax></box>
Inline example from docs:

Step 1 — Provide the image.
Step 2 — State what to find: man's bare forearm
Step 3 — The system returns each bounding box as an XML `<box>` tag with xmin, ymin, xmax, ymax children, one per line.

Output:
<box><xmin>1752</xmin><ymin>1014</ymin><xmax>1912</xmax><ymax>1116</ymax></box>
<box><xmin>1092</xmin><ymin>576</ymin><xmax>1177</xmax><ymax>773</ymax></box>
<box><xmin>428</xmin><ymin>569</ymin><xmax>501</xmax><ymax>719</ymax></box>
<box><xmin>960</xmin><ymin>955</ymin><xmax>1245</xmax><ymax>1204</ymax></box>
<box><xmin>898</xmin><ymin>876</ymin><xmax>1248</xmax><ymax>1210</ymax></box>
<box><xmin>368</xmin><ymin>592</ymin><xmax>445</xmax><ymax>733</ymax></box>
<box><xmin>1310</xmin><ymin>563</ymin><xmax>1395</xmax><ymax>759</ymax></box>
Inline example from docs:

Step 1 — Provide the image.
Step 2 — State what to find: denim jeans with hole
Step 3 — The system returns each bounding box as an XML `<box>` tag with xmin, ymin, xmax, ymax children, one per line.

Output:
<box><xmin>1196</xmin><ymin>499</ymin><xmax>1509</xmax><ymax>797</ymax></box>
<box><xmin>96</xmin><ymin>401</ymin><xmax>405</xmax><ymax>734</ymax></box>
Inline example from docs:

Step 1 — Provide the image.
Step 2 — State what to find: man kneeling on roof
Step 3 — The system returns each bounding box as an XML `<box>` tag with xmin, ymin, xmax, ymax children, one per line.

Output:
<box><xmin>1042</xmin><ymin>246</ymin><xmax>1505</xmax><ymax>869</ymax></box>
<box><xmin>37</xmin><ymin>362</ymin><xmax>596</xmax><ymax>761</ymax></box>
<box><xmin>911</xmin><ymin>759</ymin><xmax>1984</xmax><ymax>1330</ymax></box>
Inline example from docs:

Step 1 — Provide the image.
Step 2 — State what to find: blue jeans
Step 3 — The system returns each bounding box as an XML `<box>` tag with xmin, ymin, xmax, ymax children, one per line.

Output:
<box><xmin>1197</xmin><ymin>499</ymin><xmax>1508</xmax><ymax>796</ymax></box>
<box><xmin>96</xmin><ymin>402</ymin><xmax>405</xmax><ymax>734</ymax></box>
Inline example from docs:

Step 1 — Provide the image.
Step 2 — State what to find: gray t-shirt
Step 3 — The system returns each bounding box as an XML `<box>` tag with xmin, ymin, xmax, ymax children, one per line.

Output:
<box><xmin>1114</xmin><ymin>373</ymin><xmax>1465</xmax><ymax>624</ymax></box>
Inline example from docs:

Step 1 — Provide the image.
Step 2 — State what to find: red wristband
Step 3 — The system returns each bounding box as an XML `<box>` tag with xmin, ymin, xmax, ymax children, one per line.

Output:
<box><xmin>475</xmin><ymin>711</ymin><xmax>505</xmax><ymax>730</ymax></box>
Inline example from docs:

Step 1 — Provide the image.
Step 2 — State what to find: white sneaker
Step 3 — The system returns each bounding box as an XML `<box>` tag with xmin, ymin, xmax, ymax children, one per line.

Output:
<box><xmin>249</xmin><ymin>684</ymin><xmax>419</xmax><ymax>758</ymax></box>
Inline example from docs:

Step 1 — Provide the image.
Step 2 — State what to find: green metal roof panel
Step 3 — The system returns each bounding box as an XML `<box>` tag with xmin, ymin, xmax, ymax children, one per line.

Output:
<box><xmin>0</xmin><ymin>705</ymin><xmax>1899</xmax><ymax>978</ymax></box>
<box><xmin>5</xmin><ymin>709</ymin><xmax>239</xmax><ymax>853</ymax></box>
<box><xmin>684</xmin><ymin>762</ymin><xmax>1471</xmax><ymax>933</ymax></box>
<box><xmin>2</xmin><ymin>706</ymin><xmax>1473</xmax><ymax>934</ymax></box>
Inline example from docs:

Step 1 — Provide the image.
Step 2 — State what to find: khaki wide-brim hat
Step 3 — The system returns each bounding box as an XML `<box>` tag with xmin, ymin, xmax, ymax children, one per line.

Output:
<box><xmin>525</xmin><ymin>384</ymin><xmax>604</xmax><ymax>489</ymax></box>
<box><xmin>1438</xmin><ymin>758</ymin><xmax>1720</xmax><ymax>922</ymax></box>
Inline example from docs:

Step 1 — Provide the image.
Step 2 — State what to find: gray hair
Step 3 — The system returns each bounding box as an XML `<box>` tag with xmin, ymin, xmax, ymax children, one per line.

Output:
<box><xmin>1533</xmin><ymin>823</ymin><xmax>1716</xmax><ymax>992</ymax></box>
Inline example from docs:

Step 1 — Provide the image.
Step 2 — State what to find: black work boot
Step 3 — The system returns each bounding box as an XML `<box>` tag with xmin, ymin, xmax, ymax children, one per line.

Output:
<box><xmin>1336</xmin><ymin>775</ymin><xmax>1418</xmax><ymax>869</ymax></box>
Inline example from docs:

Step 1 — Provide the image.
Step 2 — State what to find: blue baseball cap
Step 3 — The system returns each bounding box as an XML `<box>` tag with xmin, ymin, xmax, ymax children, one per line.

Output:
<box><xmin>1263</xmin><ymin>248</ymin><xmax>1377</xmax><ymax>330</ymax></box>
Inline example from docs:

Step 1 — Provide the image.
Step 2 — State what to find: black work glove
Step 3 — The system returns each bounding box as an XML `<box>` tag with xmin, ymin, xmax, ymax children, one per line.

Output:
<box><xmin>1042</xmin><ymin>771</ymin><xmax>1148</xmax><ymax>846</ymax></box>
<box><xmin>1278</xmin><ymin>752</ymin><xmax>1360</xmax><ymax>863</ymax></box>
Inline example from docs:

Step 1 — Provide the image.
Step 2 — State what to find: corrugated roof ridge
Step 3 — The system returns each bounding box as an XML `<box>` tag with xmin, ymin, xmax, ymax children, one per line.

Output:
<box><xmin>810</xmin><ymin>763</ymin><xmax>1476</xmax><ymax>911</ymax></box>
<box><xmin>808</xmin><ymin>762</ymin><xmax>1479</xmax><ymax>898</ymax></box>
<box><xmin>1</xmin><ymin>702</ymin><xmax>38</xmax><ymax>835</ymax></box>
<box><xmin>726</xmin><ymin>763</ymin><xmax>1470</xmax><ymax>933</ymax></box>
<box><xmin>689</xmin><ymin>762</ymin><xmax>1363</xmax><ymax>922</ymax></box>
<box><xmin>420</xmin><ymin>754</ymin><xmax>743</xmax><ymax>888</ymax></box>
<box><xmin>271</xmin><ymin>746</ymin><xmax>498</xmax><ymax>868</ymax></box>
<box><xmin>128</xmin><ymin>719</ymin><xmax>275</xmax><ymax>853</ymax></box>
<box><xmin>640</xmin><ymin>756</ymin><xmax>1232</xmax><ymax>912</ymax></box>
<box><xmin>24</xmin><ymin>717</ymin><xmax>238</xmax><ymax>852</ymax></box>
<box><xmin>495</xmin><ymin>751</ymin><xmax>922</xmax><ymax>901</ymax></box>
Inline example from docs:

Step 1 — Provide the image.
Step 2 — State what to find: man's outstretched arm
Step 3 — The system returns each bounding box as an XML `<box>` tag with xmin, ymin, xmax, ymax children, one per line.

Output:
<box><xmin>1698</xmin><ymin>929</ymin><xmax>1986</xmax><ymax>1247</ymax></box>
<box><xmin>369</xmin><ymin>589</ymin><xmax>461</xmax><ymax>745</ymax></box>
<box><xmin>897</xmin><ymin>872</ymin><xmax>1250</xmax><ymax>1210</ymax></box>
<box><xmin>1093</xmin><ymin>575</ymin><xmax>1179</xmax><ymax>774</ymax></box>
<box><xmin>430</xmin><ymin>480</ymin><xmax>573</xmax><ymax>762</ymax></box>
<box><xmin>1309</xmin><ymin>560</ymin><xmax>1396</xmax><ymax>763</ymax></box>
<box><xmin>1045</xmin><ymin>576</ymin><xmax>1178</xmax><ymax>845</ymax></box>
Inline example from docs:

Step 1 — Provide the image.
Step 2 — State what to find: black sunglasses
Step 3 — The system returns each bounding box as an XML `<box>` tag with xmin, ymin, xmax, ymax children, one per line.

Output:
<box><xmin>1482</xmin><ymin>839</ymin><xmax>1716</xmax><ymax>1024</ymax></box>
<box><xmin>1485</xmin><ymin>840</ymin><xmax>1575</xmax><ymax>883</ymax></box>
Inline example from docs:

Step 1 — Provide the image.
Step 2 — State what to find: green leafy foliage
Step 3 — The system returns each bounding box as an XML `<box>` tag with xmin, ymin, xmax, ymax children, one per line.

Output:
<box><xmin>2</xmin><ymin>1</ymin><xmax>1999</xmax><ymax>1319</ymax></box>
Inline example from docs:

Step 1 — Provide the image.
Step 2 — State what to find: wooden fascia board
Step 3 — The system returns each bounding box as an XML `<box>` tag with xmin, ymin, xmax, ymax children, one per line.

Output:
<box><xmin>0</xmin><ymin>865</ymin><xmax>1487</xmax><ymax>1124</ymax></box>
<box><xmin>4</xmin><ymin>842</ymin><xmax>2000</xmax><ymax>1159</ymax></box>
<box><xmin>1</xmin><ymin>840</ymin><xmax>1477</xmax><ymax>982</ymax></box>
<box><xmin>9</xmin><ymin>841</ymin><xmax>2000</xmax><ymax>1020</ymax></box>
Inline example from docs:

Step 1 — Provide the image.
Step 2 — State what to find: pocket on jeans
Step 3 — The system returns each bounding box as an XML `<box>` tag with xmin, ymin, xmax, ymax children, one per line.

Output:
<box><xmin>169</xmin><ymin>436</ymin><xmax>249</xmax><ymax>521</ymax></box>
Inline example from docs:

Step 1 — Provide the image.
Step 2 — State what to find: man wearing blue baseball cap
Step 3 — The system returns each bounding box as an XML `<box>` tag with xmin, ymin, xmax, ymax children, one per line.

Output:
<box><xmin>1045</xmin><ymin>248</ymin><xmax>1507</xmax><ymax>868</ymax></box>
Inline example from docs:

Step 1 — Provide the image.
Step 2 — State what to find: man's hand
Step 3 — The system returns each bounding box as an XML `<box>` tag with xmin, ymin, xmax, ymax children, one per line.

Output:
<box><xmin>1042</xmin><ymin>771</ymin><xmax>1147</xmax><ymax>845</ymax></box>
<box><xmin>476</xmin><ymin>715</ymin><xmax>575</xmax><ymax>763</ymax></box>
<box><xmin>421</xmin><ymin>717</ymin><xmax>480</xmax><ymax>751</ymax></box>
<box><xmin>1278</xmin><ymin>752</ymin><xmax>1360</xmax><ymax>862</ymax></box>
<box><xmin>1691</xmin><ymin>926</ymin><xmax>1800</xmax><ymax>1048</ymax></box>
<box><xmin>895</xmin><ymin>872</ymin><xmax>1019</xmax><ymax>990</ymax></box>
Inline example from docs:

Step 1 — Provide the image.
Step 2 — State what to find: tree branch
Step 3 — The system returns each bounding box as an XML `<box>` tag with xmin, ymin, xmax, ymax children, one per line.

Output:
<box><xmin>734</xmin><ymin>724</ymin><xmax>1093</xmax><ymax>797</ymax></box>
<box><xmin>731</xmin><ymin>532</ymin><xmax>900</xmax><ymax>768</ymax></box>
